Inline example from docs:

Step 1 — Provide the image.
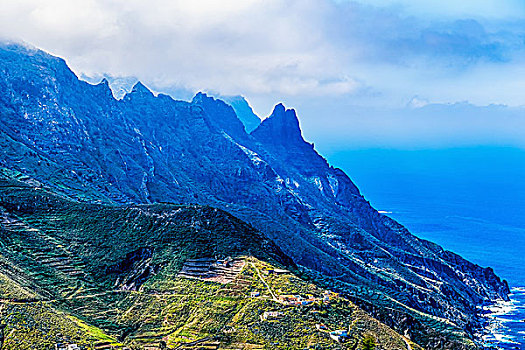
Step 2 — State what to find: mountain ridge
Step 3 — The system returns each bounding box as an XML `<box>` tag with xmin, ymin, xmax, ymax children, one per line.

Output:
<box><xmin>0</xmin><ymin>42</ymin><xmax>509</xmax><ymax>349</ymax></box>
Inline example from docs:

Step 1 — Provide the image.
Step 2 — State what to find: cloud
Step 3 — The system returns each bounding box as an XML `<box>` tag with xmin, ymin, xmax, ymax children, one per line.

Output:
<box><xmin>407</xmin><ymin>96</ymin><xmax>430</xmax><ymax>108</ymax></box>
<box><xmin>0</xmin><ymin>0</ymin><xmax>363</xmax><ymax>98</ymax></box>
<box><xmin>1</xmin><ymin>1</ymin><xmax>523</xmax><ymax>102</ymax></box>
<box><xmin>346</xmin><ymin>0</ymin><xmax>525</xmax><ymax>19</ymax></box>
<box><xmin>1</xmin><ymin>0</ymin><xmax>524</xmax><ymax>149</ymax></box>
<box><xmin>328</xmin><ymin>4</ymin><xmax>525</xmax><ymax>67</ymax></box>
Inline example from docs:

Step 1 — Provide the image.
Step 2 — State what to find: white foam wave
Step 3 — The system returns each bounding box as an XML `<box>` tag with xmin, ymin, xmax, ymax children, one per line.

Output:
<box><xmin>481</xmin><ymin>287</ymin><xmax>525</xmax><ymax>349</ymax></box>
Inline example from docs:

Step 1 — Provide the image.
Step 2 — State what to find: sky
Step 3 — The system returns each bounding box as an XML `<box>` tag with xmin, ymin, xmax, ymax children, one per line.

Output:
<box><xmin>1</xmin><ymin>0</ymin><xmax>525</xmax><ymax>150</ymax></box>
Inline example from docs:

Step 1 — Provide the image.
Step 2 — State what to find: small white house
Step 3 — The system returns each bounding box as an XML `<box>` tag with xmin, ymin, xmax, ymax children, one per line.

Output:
<box><xmin>261</xmin><ymin>311</ymin><xmax>284</xmax><ymax>320</ymax></box>
<box><xmin>250</xmin><ymin>291</ymin><xmax>260</xmax><ymax>297</ymax></box>
<box><xmin>329</xmin><ymin>330</ymin><xmax>348</xmax><ymax>342</ymax></box>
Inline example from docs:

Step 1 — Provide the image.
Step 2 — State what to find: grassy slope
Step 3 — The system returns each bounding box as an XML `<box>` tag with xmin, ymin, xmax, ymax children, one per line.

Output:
<box><xmin>0</xmin><ymin>174</ymin><xmax>421</xmax><ymax>349</ymax></box>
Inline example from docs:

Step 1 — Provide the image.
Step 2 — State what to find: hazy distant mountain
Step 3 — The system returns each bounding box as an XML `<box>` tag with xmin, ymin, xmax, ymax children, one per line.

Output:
<box><xmin>0</xmin><ymin>42</ymin><xmax>509</xmax><ymax>349</ymax></box>
<box><xmin>220</xmin><ymin>95</ymin><xmax>261</xmax><ymax>133</ymax></box>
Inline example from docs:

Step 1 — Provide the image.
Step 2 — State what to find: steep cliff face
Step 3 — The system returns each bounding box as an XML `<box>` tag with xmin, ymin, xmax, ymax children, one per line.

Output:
<box><xmin>192</xmin><ymin>92</ymin><xmax>249</xmax><ymax>140</ymax></box>
<box><xmin>252</xmin><ymin>103</ymin><xmax>304</xmax><ymax>146</ymax></box>
<box><xmin>0</xmin><ymin>43</ymin><xmax>509</xmax><ymax>348</ymax></box>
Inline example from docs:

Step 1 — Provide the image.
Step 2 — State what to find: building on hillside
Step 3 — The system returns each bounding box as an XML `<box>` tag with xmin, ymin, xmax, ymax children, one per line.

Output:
<box><xmin>278</xmin><ymin>294</ymin><xmax>300</xmax><ymax>305</ymax></box>
<box><xmin>264</xmin><ymin>268</ymin><xmax>289</xmax><ymax>275</ymax></box>
<box><xmin>315</xmin><ymin>324</ymin><xmax>327</xmax><ymax>330</ymax></box>
<box><xmin>329</xmin><ymin>330</ymin><xmax>348</xmax><ymax>342</ymax></box>
<box><xmin>223</xmin><ymin>326</ymin><xmax>236</xmax><ymax>334</ymax></box>
<box><xmin>323</xmin><ymin>290</ymin><xmax>339</xmax><ymax>302</ymax></box>
<box><xmin>261</xmin><ymin>311</ymin><xmax>284</xmax><ymax>321</ymax></box>
<box><xmin>304</xmin><ymin>295</ymin><xmax>316</xmax><ymax>304</ymax></box>
<box><xmin>250</xmin><ymin>291</ymin><xmax>260</xmax><ymax>297</ymax></box>
<box><xmin>278</xmin><ymin>293</ymin><xmax>318</xmax><ymax>306</ymax></box>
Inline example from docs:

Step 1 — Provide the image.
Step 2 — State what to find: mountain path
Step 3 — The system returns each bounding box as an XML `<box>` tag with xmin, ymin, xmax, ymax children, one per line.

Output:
<box><xmin>249</xmin><ymin>261</ymin><xmax>277</xmax><ymax>301</ymax></box>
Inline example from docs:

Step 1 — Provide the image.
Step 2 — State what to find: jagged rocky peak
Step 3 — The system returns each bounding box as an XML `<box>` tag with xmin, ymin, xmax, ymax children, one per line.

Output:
<box><xmin>191</xmin><ymin>91</ymin><xmax>248</xmax><ymax>138</ymax></box>
<box><xmin>1</xmin><ymin>41</ymin><xmax>73</xmax><ymax>76</ymax></box>
<box><xmin>131</xmin><ymin>81</ymin><xmax>153</xmax><ymax>94</ymax></box>
<box><xmin>252</xmin><ymin>103</ymin><xmax>305</xmax><ymax>146</ymax></box>
<box><xmin>94</xmin><ymin>77</ymin><xmax>114</xmax><ymax>97</ymax></box>
<box><xmin>1</xmin><ymin>41</ymin><xmax>52</xmax><ymax>61</ymax></box>
<box><xmin>192</xmin><ymin>91</ymin><xmax>237</xmax><ymax>112</ymax></box>
<box><xmin>124</xmin><ymin>81</ymin><xmax>154</xmax><ymax>100</ymax></box>
<box><xmin>192</xmin><ymin>91</ymin><xmax>213</xmax><ymax>104</ymax></box>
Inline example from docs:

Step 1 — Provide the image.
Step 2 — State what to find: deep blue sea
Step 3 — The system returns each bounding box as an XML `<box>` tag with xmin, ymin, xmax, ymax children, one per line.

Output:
<box><xmin>326</xmin><ymin>146</ymin><xmax>525</xmax><ymax>349</ymax></box>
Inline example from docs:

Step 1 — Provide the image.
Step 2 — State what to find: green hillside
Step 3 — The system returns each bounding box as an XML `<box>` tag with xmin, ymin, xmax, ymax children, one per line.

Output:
<box><xmin>0</xmin><ymin>173</ymin><xmax>420</xmax><ymax>350</ymax></box>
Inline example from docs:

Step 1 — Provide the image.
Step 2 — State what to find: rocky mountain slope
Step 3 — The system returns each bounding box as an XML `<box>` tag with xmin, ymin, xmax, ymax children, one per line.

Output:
<box><xmin>0</xmin><ymin>42</ymin><xmax>510</xmax><ymax>349</ymax></box>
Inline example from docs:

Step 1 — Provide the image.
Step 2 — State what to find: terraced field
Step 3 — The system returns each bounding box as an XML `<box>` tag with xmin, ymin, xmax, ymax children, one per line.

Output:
<box><xmin>178</xmin><ymin>258</ymin><xmax>246</xmax><ymax>284</ymax></box>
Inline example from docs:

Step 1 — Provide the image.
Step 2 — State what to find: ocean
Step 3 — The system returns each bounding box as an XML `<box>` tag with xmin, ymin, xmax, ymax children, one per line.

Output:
<box><xmin>326</xmin><ymin>146</ymin><xmax>525</xmax><ymax>349</ymax></box>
